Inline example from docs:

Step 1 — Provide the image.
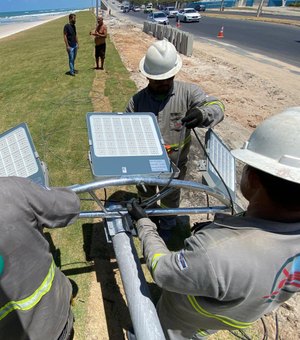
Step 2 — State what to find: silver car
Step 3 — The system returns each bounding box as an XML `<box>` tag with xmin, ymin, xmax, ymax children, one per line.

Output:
<box><xmin>164</xmin><ymin>6</ymin><xmax>179</xmax><ymax>18</ymax></box>
<box><xmin>147</xmin><ymin>11</ymin><xmax>169</xmax><ymax>25</ymax></box>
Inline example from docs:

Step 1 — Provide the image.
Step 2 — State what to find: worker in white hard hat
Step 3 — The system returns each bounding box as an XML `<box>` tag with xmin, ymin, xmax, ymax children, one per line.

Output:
<box><xmin>127</xmin><ymin>107</ymin><xmax>300</xmax><ymax>339</ymax></box>
<box><xmin>125</xmin><ymin>39</ymin><xmax>225</xmax><ymax>242</ymax></box>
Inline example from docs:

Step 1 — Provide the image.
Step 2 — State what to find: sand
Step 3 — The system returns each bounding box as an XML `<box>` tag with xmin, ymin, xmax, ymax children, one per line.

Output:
<box><xmin>0</xmin><ymin>14</ymin><xmax>68</xmax><ymax>40</ymax></box>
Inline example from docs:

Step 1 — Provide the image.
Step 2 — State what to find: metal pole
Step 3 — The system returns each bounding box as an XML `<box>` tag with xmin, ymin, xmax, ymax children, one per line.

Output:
<box><xmin>96</xmin><ymin>0</ymin><xmax>99</xmax><ymax>18</ymax></box>
<box><xmin>256</xmin><ymin>0</ymin><xmax>264</xmax><ymax>17</ymax></box>
<box><xmin>106</xmin><ymin>211</ymin><xmax>166</xmax><ymax>340</ymax></box>
<box><xmin>71</xmin><ymin>177</ymin><xmax>231</xmax><ymax>206</ymax></box>
<box><xmin>220</xmin><ymin>0</ymin><xmax>225</xmax><ymax>11</ymax></box>
<box><xmin>78</xmin><ymin>206</ymin><xmax>231</xmax><ymax>219</ymax></box>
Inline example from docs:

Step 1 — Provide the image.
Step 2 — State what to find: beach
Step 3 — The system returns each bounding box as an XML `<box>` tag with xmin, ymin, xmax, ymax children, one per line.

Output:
<box><xmin>0</xmin><ymin>9</ymin><xmax>89</xmax><ymax>40</ymax></box>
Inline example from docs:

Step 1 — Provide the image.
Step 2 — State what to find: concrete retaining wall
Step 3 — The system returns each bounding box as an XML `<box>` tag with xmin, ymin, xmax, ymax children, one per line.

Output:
<box><xmin>142</xmin><ymin>22</ymin><xmax>194</xmax><ymax>56</ymax></box>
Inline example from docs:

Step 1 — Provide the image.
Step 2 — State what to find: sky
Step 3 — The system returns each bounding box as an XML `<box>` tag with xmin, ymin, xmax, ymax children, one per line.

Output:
<box><xmin>0</xmin><ymin>0</ymin><xmax>94</xmax><ymax>12</ymax></box>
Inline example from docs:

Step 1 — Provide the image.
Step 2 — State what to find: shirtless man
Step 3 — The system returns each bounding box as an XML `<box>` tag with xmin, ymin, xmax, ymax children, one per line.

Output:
<box><xmin>90</xmin><ymin>17</ymin><xmax>107</xmax><ymax>70</ymax></box>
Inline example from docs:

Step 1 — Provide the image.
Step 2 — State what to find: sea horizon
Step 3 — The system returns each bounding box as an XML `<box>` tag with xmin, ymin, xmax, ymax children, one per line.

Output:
<box><xmin>0</xmin><ymin>8</ymin><xmax>90</xmax><ymax>25</ymax></box>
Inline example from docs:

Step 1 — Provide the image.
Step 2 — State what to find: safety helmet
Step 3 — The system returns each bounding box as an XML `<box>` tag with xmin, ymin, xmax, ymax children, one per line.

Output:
<box><xmin>139</xmin><ymin>39</ymin><xmax>182</xmax><ymax>80</ymax></box>
<box><xmin>231</xmin><ymin>107</ymin><xmax>300</xmax><ymax>184</ymax></box>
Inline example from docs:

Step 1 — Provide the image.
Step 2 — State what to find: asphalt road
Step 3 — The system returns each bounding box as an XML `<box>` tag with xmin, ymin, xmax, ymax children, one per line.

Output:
<box><xmin>119</xmin><ymin>10</ymin><xmax>300</xmax><ymax>68</ymax></box>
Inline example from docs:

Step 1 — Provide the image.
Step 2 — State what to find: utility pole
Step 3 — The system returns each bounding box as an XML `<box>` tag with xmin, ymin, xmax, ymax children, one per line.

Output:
<box><xmin>256</xmin><ymin>0</ymin><xmax>264</xmax><ymax>17</ymax></box>
<box><xmin>220</xmin><ymin>0</ymin><xmax>225</xmax><ymax>11</ymax></box>
<box><xmin>96</xmin><ymin>0</ymin><xmax>99</xmax><ymax>18</ymax></box>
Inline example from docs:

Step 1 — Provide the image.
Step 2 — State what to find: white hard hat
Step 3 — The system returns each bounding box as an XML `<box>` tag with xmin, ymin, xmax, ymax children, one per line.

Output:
<box><xmin>139</xmin><ymin>39</ymin><xmax>182</xmax><ymax>80</ymax></box>
<box><xmin>231</xmin><ymin>107</ymin><xmax>300</xmax><ymax>184</ymax></box>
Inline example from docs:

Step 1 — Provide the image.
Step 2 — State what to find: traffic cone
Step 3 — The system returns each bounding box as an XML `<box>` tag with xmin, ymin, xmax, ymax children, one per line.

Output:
<box><xmin>217</xmin><ymin>26</ymin><xmax>224</xmax><ymax>38</ymax></box>
<box><xmin>176</xmin><ymin>20</ymin><xmax>181</xmax><ymax>28</ymax></box>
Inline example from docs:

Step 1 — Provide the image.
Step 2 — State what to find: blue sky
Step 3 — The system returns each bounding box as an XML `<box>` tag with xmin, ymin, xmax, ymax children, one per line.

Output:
<box><xmin>0</xmin><ymin>0</ymin><xmax>94</xmax><ymax>12</ymax></box>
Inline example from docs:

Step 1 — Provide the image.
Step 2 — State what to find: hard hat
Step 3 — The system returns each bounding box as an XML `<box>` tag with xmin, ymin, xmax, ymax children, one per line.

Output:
<box><xmin>139</xmin><ymin>39</ymin><xmax>182</xmax><ymax>80</ymax></box>
<box><xmin>231</xmin><ymin>107</ymin><xmax>300</xmax><ymax>184</ymax></box>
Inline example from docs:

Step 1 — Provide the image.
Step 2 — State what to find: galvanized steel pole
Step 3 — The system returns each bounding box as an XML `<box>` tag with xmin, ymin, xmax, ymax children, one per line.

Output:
<box><xmin>106</xmin><ymin>212</ymin><xmax>166</xmax><ymax>340</ymax></box>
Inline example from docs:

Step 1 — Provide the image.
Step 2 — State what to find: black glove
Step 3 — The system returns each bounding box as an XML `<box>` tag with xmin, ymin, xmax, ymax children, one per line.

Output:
<box><xmin>181</xmin><ymin>107</ymin><xmax>205</xmax><ymax>129</ymax></box>
<box><xmin>127</xmin><ymin>199</ymin><xmax>148</xmax><ymax>221</ymax></box>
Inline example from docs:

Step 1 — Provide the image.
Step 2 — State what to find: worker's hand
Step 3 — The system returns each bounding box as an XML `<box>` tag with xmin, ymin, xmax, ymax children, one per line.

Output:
<box><xmin>127</xmin><ymin>199</ymin><xmax>148</xmax><ymax>221</ymax></box>
<box><xmin>182</xmin><ymin>107</ymin><xmax>205</xmax><ymax>129</ymax></box>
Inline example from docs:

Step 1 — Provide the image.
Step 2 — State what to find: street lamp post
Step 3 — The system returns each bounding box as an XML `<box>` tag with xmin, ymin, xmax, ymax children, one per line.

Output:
<box><xmin>96</xmin><ymin>0</ymin><xmax>99</xmax><ymax>18</ymax></box>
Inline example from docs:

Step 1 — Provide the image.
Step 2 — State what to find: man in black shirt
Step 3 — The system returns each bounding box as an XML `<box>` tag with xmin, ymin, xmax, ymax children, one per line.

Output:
<box><xmin>63</xmin><ymin>14</ymin><xmax>79</xmax><ymax>76</ymax></box>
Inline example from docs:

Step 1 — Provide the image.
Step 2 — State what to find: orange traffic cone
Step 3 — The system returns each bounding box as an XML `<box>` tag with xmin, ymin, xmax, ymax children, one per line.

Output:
<box><xmin>217</xmin><ymin>26</ymin><xmax>224</xmax><ymax>38</ymax></box>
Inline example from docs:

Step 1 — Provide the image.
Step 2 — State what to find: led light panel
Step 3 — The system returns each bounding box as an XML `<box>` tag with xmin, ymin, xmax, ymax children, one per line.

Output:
<box><xmin>0</xmin><ymin>123</ymin><xmax>47</xmax><ymax>185</ymax></box>
<box><xmin>203</xmin><ymin>129</ymin><xmax>236</xmax><ymax>199</ymax></box>
<box><xmin>87</xmin><ymin>112</ymin><xmax>173</xmax><ymax>178</ymax></box>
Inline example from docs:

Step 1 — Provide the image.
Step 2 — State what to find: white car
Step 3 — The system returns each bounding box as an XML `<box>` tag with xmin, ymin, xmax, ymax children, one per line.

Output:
<box><xmin>177</xmin><ymin>8</ymin><xmax>201</xmax><ymax>22</ymax></box>
<box><xmin>147</xmin><ymin>11</ymin><xmax>169</xmax><ymax>25</ymax></box>
<box><xmin>164</xmin><ymin>6</ymin><xmax>179</xmax><ymax>18</ymax></box>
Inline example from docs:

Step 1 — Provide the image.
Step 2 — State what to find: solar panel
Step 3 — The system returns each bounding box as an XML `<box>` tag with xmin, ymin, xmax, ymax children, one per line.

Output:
<box><xmin>202</xmin><ymin>129</ymin><xmax>236</xmax><ymax>200</ymax></box>
<box><xmin>0</xmin><ymin>123</ymin><xmax>47</xmax><ymax>186</ymax></box>
<box><xmin>86</xmin><ymin>112</ymin><xmax>173</xmax><ymax>179</ymax></box>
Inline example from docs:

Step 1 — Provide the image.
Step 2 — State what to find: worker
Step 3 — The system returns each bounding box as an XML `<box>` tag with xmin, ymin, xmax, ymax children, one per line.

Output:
<box><xmin>127</xmin><ymin>107</ymin><xmax>300</xmax><ymax>339</ymax></box>
<box><xmin>125</xmin><ymin>39</ymin><xmax>224</xmax><ymax>241</ymax></box>
<box><xmin>0</xmin><ymin>177</ymin><xmax>80</xmax><ymax>340</ymax></box>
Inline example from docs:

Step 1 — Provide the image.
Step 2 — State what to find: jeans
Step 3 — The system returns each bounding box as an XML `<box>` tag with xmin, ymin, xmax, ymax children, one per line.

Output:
<box><xmin>68</xmin><ymin>45</ymin><xmax>77</xmax><ymax>75</ymax></box>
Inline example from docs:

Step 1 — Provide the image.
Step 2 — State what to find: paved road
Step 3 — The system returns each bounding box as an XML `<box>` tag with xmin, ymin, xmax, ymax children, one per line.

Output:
<box><xmin>120</xmin><ymin>10</ymin><xmax>300</xmax><ymax>68</ymax></box>
<box><xmin>175</xmin><ymin>16</ymin><xmax>300</xmax><ymax>68</ymax></box>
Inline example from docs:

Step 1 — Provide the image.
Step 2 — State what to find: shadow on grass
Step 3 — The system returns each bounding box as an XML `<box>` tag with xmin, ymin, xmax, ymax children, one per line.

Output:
<box><xmin>82</xmin><ymin>221</ymin><xmax>131</xmax><ymax>340</ymax></box>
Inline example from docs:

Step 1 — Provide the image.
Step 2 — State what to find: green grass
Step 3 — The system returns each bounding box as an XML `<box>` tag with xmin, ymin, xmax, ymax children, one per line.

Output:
<box><xmin>104</xmin><ymin>39</ymin><xmax>137</xmax><ymax>111</ymax></box>
<box><xmin>0</xmin><ymin>10</ymin><xmax>137</xmax><ymax>339</ymax></box>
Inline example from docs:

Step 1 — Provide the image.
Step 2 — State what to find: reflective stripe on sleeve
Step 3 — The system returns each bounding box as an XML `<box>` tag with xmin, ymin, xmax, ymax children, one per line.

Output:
<box><xmin>151</xmin><ymin>253</ymin><xmax>166</xmax><ymax>273</ymax></box>
<box><xmin>187</xmin><ymin>295</ymin><xmax>253</xmax><ymax>329</ymax></box>
<box><xmin>197</xmin><ymin>329</ymin><xmax>210</xmax><ymax>336</ymax></box>
<box><xmin>203</xmin><ymin>100</ymin><xmax>225</xmax><ymax>112</ymax></box>
<box><xmin>0</xmin><ymin>259</ymin><xmax>56</xmax><ymax>321</ymax></box>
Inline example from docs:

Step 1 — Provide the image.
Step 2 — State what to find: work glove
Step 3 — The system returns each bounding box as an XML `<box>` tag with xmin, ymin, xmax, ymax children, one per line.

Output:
<box><xmin>127</xmin><ymin>199</ymin><xmax>148</xmax><ymax>221</ymax></box>
<box><xmin>181</xmin><ymin>107</ymin><xmax>205</xmax><ymax>129</ymax></box>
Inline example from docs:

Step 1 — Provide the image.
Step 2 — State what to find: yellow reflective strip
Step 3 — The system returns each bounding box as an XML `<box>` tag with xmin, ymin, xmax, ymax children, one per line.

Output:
<box><xmin>204</xmin><ymin>100</ymin><xmax>225</xmax><ymax>112</ymax></box>
<box><xmin>187</xmin><ymin>295</ymin><xmax>253</xmax><ymax>329</ymax></box>
<box><xmin>168</xmin><ymin>135</ymin><xmax>191</xmax><ymax>149</ymax></box>
<box><xmin>151</xmin><ymin>253</ymin><xmax>166</xmax><ymax>273</ymax></box>
<box><xmin>197</xmin><ymin>329</ymin><xmax>209</xmax><ymax>336</ymax></box>
<box><xmin>0</xmin><ymin>260</ymin><xmax>56</xmax><ymax>321</ymax></box>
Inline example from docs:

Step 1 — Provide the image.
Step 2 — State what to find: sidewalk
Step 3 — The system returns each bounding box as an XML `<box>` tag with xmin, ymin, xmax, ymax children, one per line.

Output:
<box><xmin>211</xmin><ymin>5</ymin><xmax>300</xmax><ymax>17</ymax></box>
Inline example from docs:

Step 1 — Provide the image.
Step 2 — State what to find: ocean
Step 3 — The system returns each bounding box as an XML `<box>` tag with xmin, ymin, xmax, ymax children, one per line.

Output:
<box><xmin>0</xmin><ymin>8</ymin><xmax>88</xmax><ymax>26</ymax></box>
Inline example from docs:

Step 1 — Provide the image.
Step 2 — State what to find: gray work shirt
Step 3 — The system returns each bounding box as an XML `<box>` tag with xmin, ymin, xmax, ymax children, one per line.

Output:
<box><xmin>137</xmin><ymin>213</ymin><xmax>300</xmax><ymax>339</ymax></box>
<box><xmin>125</xmin><ymin>81</ymin><xmax>224</xmax><ymax>166</ymax></box>
<box><xmin>0</xmin><ymin>177</ymin><xmax>80</xmax><ymax>340</ymax></box>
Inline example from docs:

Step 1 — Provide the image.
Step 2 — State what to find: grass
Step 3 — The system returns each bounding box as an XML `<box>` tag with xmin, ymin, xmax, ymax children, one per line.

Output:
<box><xmin>0</xmin><ymin>10</ymin><xmax>137</xmax><ymax>339</ymax></box>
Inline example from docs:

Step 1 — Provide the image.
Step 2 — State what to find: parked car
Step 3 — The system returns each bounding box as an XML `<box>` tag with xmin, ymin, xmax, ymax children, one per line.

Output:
<box><xmin>164</xmin><ymin>6</ymin><xmax>178</xmax><ymax>18</ymax></box>
<box><xmin>194</xmin><ymin>4</ymin><xmax>206</xmax><ymax>12</ymax></box>
<box><xmin>176</xmin><ymin>8</ymin><xmax>201</xmax><ymax>22</ymax></box>
<box><xmin>147</xmin><ymin>11</ymin><xmax>169</xmax><ymax>25</ymax></box>
<box><xmin>133</xmin><ymin>6</ymin><xmax>141</xmax><ymax>12</ymax></box>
